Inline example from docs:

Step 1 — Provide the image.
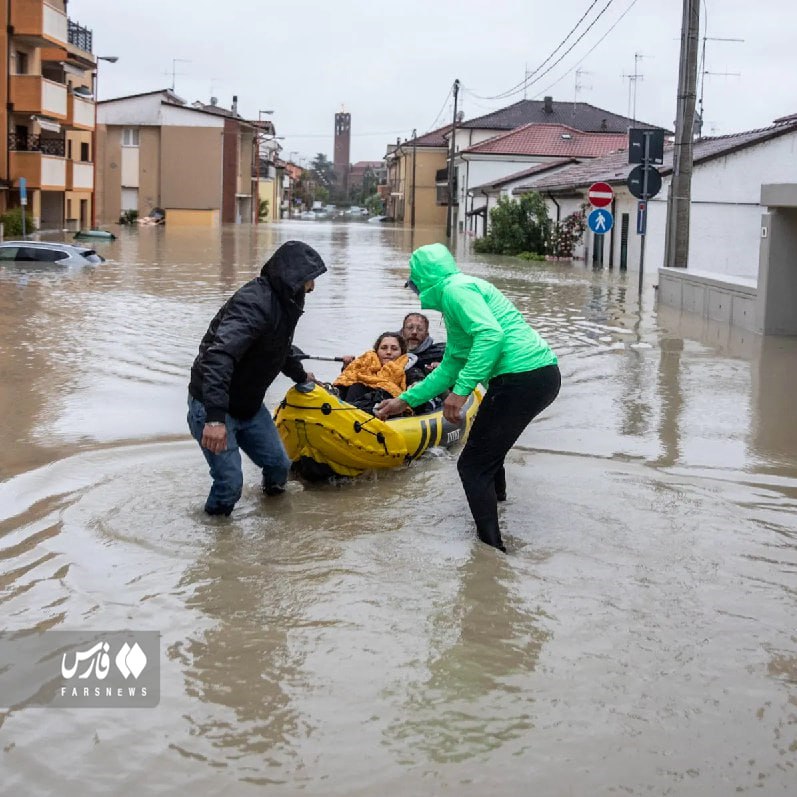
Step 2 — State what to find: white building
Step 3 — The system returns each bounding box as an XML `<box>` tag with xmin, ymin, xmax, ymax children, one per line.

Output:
<box><xmin>512</xmin><ymin>117</ymin><xmax>797</xmax><ymax>279</ymax></box>
<box><xmin>447</xmin><ymin>95</ymin><xmax>664</xmax><ymax>234</ymax></box>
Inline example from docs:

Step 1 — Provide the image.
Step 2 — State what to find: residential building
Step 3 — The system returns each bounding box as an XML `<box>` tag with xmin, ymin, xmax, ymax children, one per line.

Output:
<box><xmin>508</xmin><ymin>116</ymin><xmax>797</xmax><ymax>333</ymax></box>
<box><xmin>462</xmin><ymin>124</ymin><xmax>628</xmax><ymax>235</ymax></box>
<box><xmin>384</xmin><ymin>125</ymin><xmax>451</xmax><ymax>226</ymax></box>
<box><xmin>349</xmin><ymin>159</ymin><xmax>384</xmax><ymax>197</ymax></box>
<box><xmin>1</xmin><ymin>0</ymin><xmax>98</xmax><ymax>230</ymax></box>
<box><xmin>510</xmin><ymin>117</ymin><xmax>797</xmax><ymax>275</ymax></box>
<box><xmin>447</xmin><ymin>95</ymin><xmax>668</xmax><ymax>233</ymax></box>
<box><xmin>97</xmin><ymin>90</ymin><xmax>266</xmax><ymax>225</ymax></box>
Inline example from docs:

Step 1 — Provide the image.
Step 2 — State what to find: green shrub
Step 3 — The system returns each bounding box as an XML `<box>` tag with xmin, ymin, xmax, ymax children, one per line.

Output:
<box><xmin>0</xmin><ymin>207</ymin><xmax>37</xmax><ymax>237</ymax></box>
<box><xmin>475</xmin><ymin>192</ymin><xmax>551</xmax><ymax>256</ymax></box>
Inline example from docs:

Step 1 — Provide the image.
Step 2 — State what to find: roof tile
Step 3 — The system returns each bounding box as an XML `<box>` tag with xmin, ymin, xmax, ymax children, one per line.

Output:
<box><xmin>464</xmin><ymin>124</ymin><xmax>628</xmax><ymax>158</ymax></box>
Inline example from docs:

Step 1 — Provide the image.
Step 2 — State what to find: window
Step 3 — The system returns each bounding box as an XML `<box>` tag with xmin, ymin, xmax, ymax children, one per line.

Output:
<box><xmin>80</xmin><ymin>142</ymin><xmax>90</xmax><ymax>162</ymax></box>
<box><xmin>29</xmin><ymin>248</ymin><xmax>69</xmax><ymax>263</ymax></box>
<box><xmin>15</xmin><ymin>51</ymin><xmax>28</xmax><ymax>75</ymax></box>
<box><xmin>67</xmin><ymin>140</ymin><xmax>73</xmax><ymax>159</ymax></box>
<box><xmin>122</xmin><ymin>128</ymin><xmax>140</xmax><ymax>147</ymax></box>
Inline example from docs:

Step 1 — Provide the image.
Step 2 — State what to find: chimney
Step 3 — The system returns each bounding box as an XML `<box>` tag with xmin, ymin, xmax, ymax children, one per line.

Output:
<box><xmin>231</xmin><ymin>95</ymin><xmax>238</xmax><ymax>116</ymax></box>
<box><xmin>543</xmin><ymin>96</ymin><xmax>554</xmax><ymax>114</ymax></box>
<box><xmin>210</xmin><ymin>96</ymin><xmax>218</xmax><ymax>107</ymax></box>
<box><xmin>600</xmin><ymin>118</ymin><xmax>608</xmax><ymax>131</ymax></box>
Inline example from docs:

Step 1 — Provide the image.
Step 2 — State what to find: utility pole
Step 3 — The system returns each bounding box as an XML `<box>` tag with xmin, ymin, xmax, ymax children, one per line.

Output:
<box><xmin>410</xmin><ymin>128</ymin><xmax>417</xmax><ymax>229</ymax></box>
<box><xmin>446</xmin><ymin>79</ymin><xmax>460</xmax><ymax>239</ymax></box>
<box><xmin>664</xmin><ymin>0</ymin><xmax>700</xmax><ymax>269</ymax></box>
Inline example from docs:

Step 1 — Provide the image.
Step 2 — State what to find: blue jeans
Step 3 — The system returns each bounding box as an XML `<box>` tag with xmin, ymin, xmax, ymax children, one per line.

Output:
<box><xmin>187</xmin><ymin>394</ymin><xmax>290</xmax><ymax>515</ymax></box>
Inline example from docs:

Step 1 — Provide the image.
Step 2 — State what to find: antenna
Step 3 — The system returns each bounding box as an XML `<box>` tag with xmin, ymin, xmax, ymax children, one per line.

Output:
<box><xmin>573</xmin><ymin>68</ymin><xmax>592</xmax><ymax>112</ymax></box>
<box><xmin>523</xmin><ymin>63</ymin><xmax>530</xmax><ymax>100</ymax></box>
<box><xmin>621</xmin><ymin>52</ymin><xmax>645</xmax><ymax>126</ymax></box>
<box><xmin>167</xmin><ymin>58</ymin><xmax>191</xmax><ymax>92</ymax></box>
<box><xmin>698</xmin><ymin>37</ymin><xmax>744</xmax><ymax>131</ymax></box>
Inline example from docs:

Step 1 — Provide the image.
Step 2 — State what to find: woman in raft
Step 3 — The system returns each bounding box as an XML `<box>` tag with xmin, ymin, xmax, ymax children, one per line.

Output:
<box><xmin>333</xmin><ymin>332</ymin><xmax>413</xmax><ymax>413</ymax></box>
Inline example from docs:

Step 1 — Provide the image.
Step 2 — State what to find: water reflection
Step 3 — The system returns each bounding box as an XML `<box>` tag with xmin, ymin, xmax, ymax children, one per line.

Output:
<box><xmin>385</xmin><ymin>549</ymin><xmax>551</xmax><ymax>764</ymax></box>
<box><xmin>172</xmin><ymin>527</ymin><xmax>311</xmax><ymax>779</ymax></box>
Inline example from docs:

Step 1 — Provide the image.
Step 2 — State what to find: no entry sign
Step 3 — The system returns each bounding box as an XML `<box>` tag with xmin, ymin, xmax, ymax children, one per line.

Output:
<box><xmin>588</xmin><ymin>182</ymin><xmax>614</xmax><ymax>208</ymax></box>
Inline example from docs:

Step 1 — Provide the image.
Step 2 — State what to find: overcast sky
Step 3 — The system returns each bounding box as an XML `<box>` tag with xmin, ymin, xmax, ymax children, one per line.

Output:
<box><xmin>70</xmin><ymin>0</ymin><xmax>796</xmax><ymax>164</ymax></box>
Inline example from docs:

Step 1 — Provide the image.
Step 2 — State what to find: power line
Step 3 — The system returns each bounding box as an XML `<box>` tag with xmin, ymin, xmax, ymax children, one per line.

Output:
<box><xmin>424</xmin><ymin>86</ymin><xmax>454</xmax><ymax>134</ymax></box>
<box><xmin>468</xmin><ymin>0</ymin><xmax>603</xmax><ymax>101</ymax></box>
<box><xmin>530</xmin><ymin>0</ymin><xmax>644</xmax><ymax>100</ymax></box>
<box><xmin>471</xmin><ymin>0</ymin><xmax>616</xmax><ymax>102</ymax></box>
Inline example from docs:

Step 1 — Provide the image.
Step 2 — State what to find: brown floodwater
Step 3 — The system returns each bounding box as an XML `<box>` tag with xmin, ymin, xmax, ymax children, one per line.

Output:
<box><xmin>0</xmin><ymin>221</ymin><xmax>795</xmax><ymax>795</ymax></box>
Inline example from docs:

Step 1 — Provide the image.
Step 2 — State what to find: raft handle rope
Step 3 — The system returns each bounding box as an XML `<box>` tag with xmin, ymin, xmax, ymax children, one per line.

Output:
<box><xmin>281</xmin><ymin>401</ymin><xmax>389</xmax><ymax>454</ymax></box>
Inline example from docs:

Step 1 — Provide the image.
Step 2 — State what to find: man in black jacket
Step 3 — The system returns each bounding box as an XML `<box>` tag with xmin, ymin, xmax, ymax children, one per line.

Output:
<box><xmin>187</xmin><ymin>240</ymin><xmax>326</xmax><ymax>516</ymax></box>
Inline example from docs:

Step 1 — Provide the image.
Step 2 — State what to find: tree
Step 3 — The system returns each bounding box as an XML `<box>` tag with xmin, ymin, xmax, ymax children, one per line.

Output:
<box><xmin>310</xmin><ymin>153</ymin><xmax>336</xmax><ymax>189</ymax></box>
<box><xmin>473</xmin><ymin>191</ymin><xmax>551</xmax><ymax>256</ymax></box>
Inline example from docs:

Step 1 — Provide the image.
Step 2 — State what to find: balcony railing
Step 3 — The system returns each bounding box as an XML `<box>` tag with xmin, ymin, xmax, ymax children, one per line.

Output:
<box><xmin>67</xmin><ymin>19</ymin><xmax>93</xmax><ymax>53</ymax></box>
<box><xmin>9</xmin><ymin>133</ymin><xmax>66</xmax><ymax>156</ymax></box>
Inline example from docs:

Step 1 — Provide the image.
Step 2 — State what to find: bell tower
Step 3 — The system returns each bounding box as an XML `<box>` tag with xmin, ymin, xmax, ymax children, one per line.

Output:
<box><xmin>333</xmin><ymin>107</ymin><xmax>351</xmax><ymax>196</ymax></box>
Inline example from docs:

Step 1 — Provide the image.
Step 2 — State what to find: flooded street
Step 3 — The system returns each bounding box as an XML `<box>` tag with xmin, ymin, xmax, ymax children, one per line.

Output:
<box><xmin>1</xmin><ymin>221</ymin><xmax>796</xmax><ymax>795</ymax></box>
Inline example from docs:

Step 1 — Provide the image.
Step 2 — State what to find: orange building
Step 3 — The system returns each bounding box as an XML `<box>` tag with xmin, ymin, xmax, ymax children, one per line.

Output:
<box><xmin>1</xmin><ymin>0</ymin><xmax>98</xmax><ymax>230</ymax></box>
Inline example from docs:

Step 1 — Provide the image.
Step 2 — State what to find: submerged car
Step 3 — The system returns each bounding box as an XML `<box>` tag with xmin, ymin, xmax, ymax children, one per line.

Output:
<box><xmin>0</xmin><ymin>241</ymin><xmax>105</xmax><ymax>266</ymax></box>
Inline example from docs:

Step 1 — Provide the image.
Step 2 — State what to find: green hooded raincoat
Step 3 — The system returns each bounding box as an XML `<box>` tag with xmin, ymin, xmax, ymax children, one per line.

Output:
<box><xmin>399</xmin><ymin>243</ymin><xmax>557</xmax><ymax>407</ymax></box>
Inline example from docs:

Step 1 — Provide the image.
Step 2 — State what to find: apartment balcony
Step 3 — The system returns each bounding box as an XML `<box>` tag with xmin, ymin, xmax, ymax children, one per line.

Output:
<box><xmin>67</xmin><ymin>92</ymin><xmax>95</xmax><ymax>130</ymax></box>
<box><xmin>66</xmin><ymin>160</ymin><xmax>94</xmax><ymax>191</ymax></box>
<box><xmin>10</xmin><ymin>75</ymin><xmax>68</xmax><ymax>119</ymax></box>
<box><xmin>10</xmin><ymin>0</ymin><xmax>68</xmax><ymax>48</ymax></box>
<box><xmin>10</xmin><ymin>148</ymin><xmax>67</xmax><ymax>191</ymax></box>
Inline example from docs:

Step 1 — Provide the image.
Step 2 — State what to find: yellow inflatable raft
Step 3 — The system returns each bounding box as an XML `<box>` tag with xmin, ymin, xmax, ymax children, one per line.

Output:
<box><xmin>275</xmin><ymin>384</ymin><xmax>483</xmax><ymax>480</ymax></box>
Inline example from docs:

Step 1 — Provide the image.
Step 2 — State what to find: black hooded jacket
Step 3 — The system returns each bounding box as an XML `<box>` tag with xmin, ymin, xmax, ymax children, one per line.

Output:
<box><xmin>189</xmin><ymin>241</ymin><xmax>327</xmax><ymax>422</ymax></box>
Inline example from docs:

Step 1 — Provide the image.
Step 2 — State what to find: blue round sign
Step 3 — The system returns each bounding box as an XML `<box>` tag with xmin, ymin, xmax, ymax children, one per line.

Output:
<box><xmin>587</xmin><ymin>208</ymin><xmax>613</xmax><ymax>235</ymax></box>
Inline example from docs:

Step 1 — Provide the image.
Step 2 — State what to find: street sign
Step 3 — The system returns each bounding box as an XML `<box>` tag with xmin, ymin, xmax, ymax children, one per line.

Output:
<box><xmin>587</xmin><ymin>182</ymin><xmax>614</xmax><ymax>208</ymax></box>
<box><xmin>19</xmin><ymin>177</ymin><xmax>27</xmax><ymax>206</ymax></box>
<box><xmin>636</xmin><ymin>201</ymin><xmax>647</xmax><ymax>235</ymax></box>
<box><xmin>627</xmin><ymin>164</ymin><xmax>662</xmax><ymax>200</ymax></box>
<box><xmin>587</xmin><ymin>208</ymin><xmax>613</xmax><ymax>235</ymax></box>
<box><xmin>628</xmin><ymin>128</ymin><xmax>665</xmax><ymax>165</ymax></box>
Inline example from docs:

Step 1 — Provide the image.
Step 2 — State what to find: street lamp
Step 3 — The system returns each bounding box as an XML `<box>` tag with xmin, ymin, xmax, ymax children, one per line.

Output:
<box><xmin>91</xmin><ymin>55</ymin><xmax>118</xmax><ymax>230</ymax></box>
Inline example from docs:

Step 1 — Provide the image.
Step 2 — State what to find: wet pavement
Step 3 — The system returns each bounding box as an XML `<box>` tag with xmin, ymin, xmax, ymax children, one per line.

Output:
<box><xmin>0</xmin><ymin>221</ymin><xmax>795</xmax><ymax>795</ymax></box>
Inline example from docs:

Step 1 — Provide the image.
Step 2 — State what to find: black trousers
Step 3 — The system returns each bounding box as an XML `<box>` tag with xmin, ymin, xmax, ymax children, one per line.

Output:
<box><xmin>457</xmin><ymin>364</ymin><xmax>561</xmax><ymax>552</ymax></box>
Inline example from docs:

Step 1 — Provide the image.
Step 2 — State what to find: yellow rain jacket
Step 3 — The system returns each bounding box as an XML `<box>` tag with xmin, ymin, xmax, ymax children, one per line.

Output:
<box><xmin>334</xmin><ymin>350</ymin><xmax>409</xmax><ymax>397</ymax></box>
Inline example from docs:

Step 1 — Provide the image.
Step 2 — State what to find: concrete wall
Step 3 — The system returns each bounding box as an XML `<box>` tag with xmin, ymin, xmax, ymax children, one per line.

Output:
<box><xmin>757</xmin><ymin>201</ymin><xmax>797</xmax><ymax>335</ymax></box>
<box><xmin>166</xmin><ymin>208</ymin><xmax>219</xmax><ymax>226</ymax></box>
<box><xmin>161</xmin><ymin>126</ymin><xmax>221</xmax><ymax>210</ymax></box>
<box><xmin>138</xmin><ymin>127</ymin><xmax>161</xmax><ymax>213</ymax></box>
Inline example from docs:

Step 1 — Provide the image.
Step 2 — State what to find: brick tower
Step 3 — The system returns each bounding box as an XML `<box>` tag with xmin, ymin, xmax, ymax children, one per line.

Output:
<box><xmin>333</xmin><ymin>110</ymin><xmax>351</xmax><ymax>197</ymax></box>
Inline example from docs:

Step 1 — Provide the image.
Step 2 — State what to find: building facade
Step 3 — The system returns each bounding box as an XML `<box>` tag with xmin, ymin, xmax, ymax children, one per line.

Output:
<box><xmin>1</xmin><ymin>0</ymin><xmax>98</xmax><ymax>230</ymax></box>
<box><xmin>384</xmin><ymin>125</ymin><xmax>451</xmax><ymax>227</ymax></box>
<box><xmin>97</xmin><ymin>90</ymin><xmax>259</xmax><ymax>225</ymax></box>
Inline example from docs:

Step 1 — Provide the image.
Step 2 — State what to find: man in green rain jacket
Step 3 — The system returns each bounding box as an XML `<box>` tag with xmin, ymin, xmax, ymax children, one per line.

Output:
<box><xmin>375</xmin><ymin>243</ymin><xmax>561</xmax><ymax>552</ymax></box>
